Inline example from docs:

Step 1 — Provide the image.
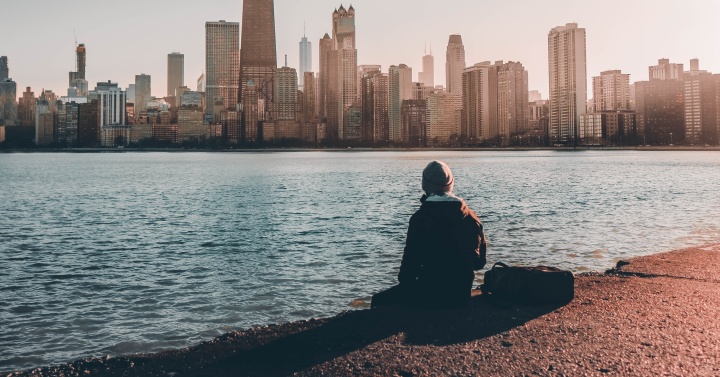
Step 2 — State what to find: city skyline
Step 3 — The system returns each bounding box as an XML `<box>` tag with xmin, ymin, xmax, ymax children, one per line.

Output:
<box><xmin>1</xmin><ymin>0</ymin><xmax>718</xmax><ymax>99</ymax></box>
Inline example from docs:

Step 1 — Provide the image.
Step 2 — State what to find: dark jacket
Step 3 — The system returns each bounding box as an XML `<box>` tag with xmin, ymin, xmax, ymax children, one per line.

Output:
<box><xmin>398</xmin><ymin>193</ymin><xmax>487</xmax><ymax>304</ymax></box>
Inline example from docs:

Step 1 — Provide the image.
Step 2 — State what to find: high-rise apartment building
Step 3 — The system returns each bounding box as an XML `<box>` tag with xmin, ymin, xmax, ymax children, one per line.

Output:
<box><xmin>635</xmin><ymin>58</ymin><xmax>685</xmax><ymax>145</ymax></box>
<box><xmin>206</xmin><ymin>20</ymin><xmax>240</xmax><ymax>118</ymax></box>
<box><xmin>134</xmin><ymin>74</ymin><xmax>151</xmax><ymax>116</ymax></box>
<box><xmin>427</xmin><ymin>92</ymin><xmax>462</xmax><ymax>146</ymax></box>
<box><xmin>360</xmin><ymin>70</ymin><xmax>389</xmax><ymax>144</ymax></box>
<box><xmin>402</xmin><ymin>99</ymin><xmax>427</xmax><ymax>147</ymax></box>
<box><xmin>91</xmin><ymin>81</ymin><xmax>127</xmax><ymax>127</ymax></box>
<box><xmin>592</xmin><ymin>70</ymin><xmax>631</xmax><ymax>111</ymax></box>
<box><xmin>463</xmin><ymin>62</ymin><xmax>497</xmax><ymax>144</ymax></box>
<box><xmin>419</xmin><ymin>45</ymin><xmax>434</xmax><ymax>87</ymax></box>
<box><xmin>299</xmin><ymin>34</ymin><xmax>312</xmax><ymax>91</ymax></box>
<box><xmin>548</xmin><ymin>23</ymin><xmax>587</xmax><ymax>144</ymax></box>
<box><xmin>318</xmin><ymin>33</ymin><xmax>333</xmax><ymax>122</ymax></box>
<box><xmin>445</xmin><ymin>35</ymin><xmax>466</xmax><ymax>95</ymax></box>
<box><xmin>649</xmin><ymin>59</ymin><xmax>684</xmax><ymax>81</ymax></box>
<box><xmin>239</xmin><ymin>0</ymin><xmax>277</xmax><ymax>139</ymax></box>
<box><xmin>389</xmin><ymin>64</ymin><xmax>413</xmax><ymax>142</ymax></box>
<box><xmin>167</xmin><ymin>52</ymin><xmax>184</xmax><ymax>98</ymax></box>
<box><xmin>276</xmin><ymin>65</ymin><xmax>298</xmax><ymax>121</ymax></box>
<box><xmin>684</xmin><ymin>60</ymin><xmax>718</xmax><ymax>145</ymax></box>
<box><xmin>497</xmin><ymin>61</ymin><xmax>529</xmax><ymax>142</ymax></box>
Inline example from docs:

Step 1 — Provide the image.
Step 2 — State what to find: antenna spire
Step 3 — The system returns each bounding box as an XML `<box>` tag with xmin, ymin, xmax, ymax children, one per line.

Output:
<box><xmin>285</xmin><ymin>54</ymin><xmax>288</xmax><ymax>67</ymax></box>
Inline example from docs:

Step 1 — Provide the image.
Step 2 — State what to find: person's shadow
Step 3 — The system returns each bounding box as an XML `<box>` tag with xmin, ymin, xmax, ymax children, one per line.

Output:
<box><xmin>194</xmin><ymin>293</ymin><xmax>565</xmax><ymax>376</ymax></box>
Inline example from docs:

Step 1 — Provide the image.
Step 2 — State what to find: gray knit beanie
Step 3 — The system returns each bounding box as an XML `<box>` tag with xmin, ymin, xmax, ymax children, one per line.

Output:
<box><xmin>422</xmin><ymin>160</ymin><xmax>454</xmax><ymax>195</ymax></box>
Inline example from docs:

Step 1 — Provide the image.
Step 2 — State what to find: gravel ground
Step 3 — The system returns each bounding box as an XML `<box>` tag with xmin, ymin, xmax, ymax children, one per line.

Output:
<box><xmin>9</xmin><ymin>244</ymin><xmax>720</xmax><ymax>377</ymax></box>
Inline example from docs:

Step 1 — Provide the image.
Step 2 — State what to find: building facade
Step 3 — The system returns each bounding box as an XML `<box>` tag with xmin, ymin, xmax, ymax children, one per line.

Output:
<box><xmin>360</xmin><ymin>70</ymin><xmax>389</xmax><ymax>144</ymax></box>
<box><xmin>427</xmin><ymin>92</ymin><xmax>462</xmax><ymax>146</ymax></box>
<box><xmin>134</xmin><ymin>74</ymin><xmax>151</xmax><ymax>116</ymax></box>
<box><xmin>167</xmin><ymin>52</ymin><xmax>184</xmax><ymax>97</ymax></box>
<box><xmin>419</xmin><ymin>46</ymin><xmax>435</xmax><ymax>87</ymax></box>
<box><xmin>445</xmin><ymin>35</ymin><xmax>465</xmax><ymax>95</ymax></box>
<box><xmin>276</xmin><ymin>66</ymin><xmax>298</xmax><ymax>121</ymax></box>
<box><xmin>206</xmin><ymin>20</ymin><xmax>240</xmax><ymax>118</ymax></box>
<box><xmin>299</xmin><ymin>34</ymin><xmax>312</xmax><ymax>91</ymax></box>
<box><xmin>548</xmin><ymin>23</ymin><xmax>587</xmax><ymax>144</ymax></box>
<box><xmin>389</xmin><ymin>64</ymin><xmax>413</xmax><ymax>142</ymax></box>
<box><xmin>684</xmin><ymin>62</ymin><xmax>718</xmax><ymax>145</ymax></box>
<box><xmin>592</xmin><ymin>70</ymin><xmax>631</xmax><ymax>112</ymax></box>
<box><xmin>239</xmin><ymin>0</ymin><xmax>277</xmax><ymax>135</ymax></box>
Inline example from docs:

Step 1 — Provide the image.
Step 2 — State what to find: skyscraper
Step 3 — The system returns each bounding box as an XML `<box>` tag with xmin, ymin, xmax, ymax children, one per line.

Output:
<box><xmin>167</xmin><ymin>52</ymin><xmax>184</xmax><ymax>97</ymax></box>
<box><xmin>497</xmin><ymin>61</ymin><xmax>529</xmax><ymax>142</ymax></box>
<box><xmin>419</xmin><ymin>45</ymin><xmax>434</xmax><ymax>87</ymax></box>
<box><xmin>135</xmin><ymin>74</ymin><xmax>151</xmax><ymax>116</ymax></box>
<box><xmin>299</xmin><ymin>33</ymin><xmax>312</xmax><ymax>91</ymax></box>
<box><xmin>0</xmin><ymin>56</ymin><xmax>17</xmax><ymax>126</ymax></box>
<box><xmin>684</xmin><ymin>60</ymin><xmax>718</xmax><ymax>145</ymax></box>
<box><xmin>360</xmin><ymin>70</ymin><xmax>389</xmax><ymax>143</ymax></box>
<box><xmin>276</xmin><ymin>64</ymin><xmax>298</xmax><ymax>121</ymax></box>
<box><xmin>1</xmin><ymin>56</ymin><xmax>9</xmax><ymax>80</ymax></box>
<box><xmin>462</xmin><ymin>62</ymin><xmax>498</xmax><ymax>143</ymax></box>
<box><xmin>68</xmin><ymin>44</ymin><xmax>88</xmax><ymax>96</ymax></box>
<box><xmin>548</xmin><ymin>23</ymin><xmax>587</xmax><ymax>144</ymax></box>
<box><xmin>331</xmin><ymin>4</ymin><xmax>358</xmax><ymax>141</ymax></box>
<box><xmin>592</xmin><ymin>70</ymin><xmax>631</xmax><ymax>112</ymax></box>
<box><xmin>389</xmin><ymin>64</ymin><xmax>413</xmax><ymax>142</ymax></box>
<box><xmin>445</xmin><ymin>35</ymin><xmax>466</xmax><ymax>95</ymax></box>
<box><xmin>206</xmin><ymin>20</ymin><xmax>240</xmax><ymax>118</ymax></box>
<box><xmin>239</xmin><ymin>0</ymin><xmax>277</xmax><ymax>135</ymax></box>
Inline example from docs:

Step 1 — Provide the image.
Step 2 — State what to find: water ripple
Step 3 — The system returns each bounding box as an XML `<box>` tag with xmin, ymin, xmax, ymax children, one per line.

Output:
<box><xmin>1</xmin><ymin>151</ymin><xmax>720</xmax><ymax>372</ymax></box>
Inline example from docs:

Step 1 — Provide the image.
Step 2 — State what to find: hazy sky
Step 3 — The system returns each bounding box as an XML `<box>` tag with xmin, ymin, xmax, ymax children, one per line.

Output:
<box><xmin>1</xmin><ymin>0</ymin><xmax>718</xmax><ymax>99</ymax></box>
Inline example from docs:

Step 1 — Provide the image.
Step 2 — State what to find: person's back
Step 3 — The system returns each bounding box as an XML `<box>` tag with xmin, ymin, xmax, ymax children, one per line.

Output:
<box><xmin>372</xmin><ymin>160</ymin><xmax>487</xmax><ymax>308</ymax></box>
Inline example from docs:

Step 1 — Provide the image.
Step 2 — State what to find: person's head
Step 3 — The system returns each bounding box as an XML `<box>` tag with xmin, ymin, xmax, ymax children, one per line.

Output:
<box><xmin>422</xmin><ymin>160</ymin><xmax>454</xmax><ymax>195</ymax></box>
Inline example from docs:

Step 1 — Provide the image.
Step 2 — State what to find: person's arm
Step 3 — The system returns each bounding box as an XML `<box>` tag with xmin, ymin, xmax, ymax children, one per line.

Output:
<box><xmin>474</xmin><ymin>222</ymin><xmax>487</xmax><ymax>270</ymax></box>
<box><xmin>398</xmin><ymin>214</ymin><xmax>422</xmax><ymax>284</ymax></box>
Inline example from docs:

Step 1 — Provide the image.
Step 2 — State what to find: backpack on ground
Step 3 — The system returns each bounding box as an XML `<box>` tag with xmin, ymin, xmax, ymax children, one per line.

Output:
<box><xmin>480</xmin><ymin>262</ymin><xmax>574</xmax><ymax>304</ymax></box>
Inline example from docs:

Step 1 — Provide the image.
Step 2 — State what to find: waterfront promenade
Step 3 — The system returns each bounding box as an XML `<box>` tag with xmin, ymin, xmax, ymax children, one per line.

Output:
<box><xmin>11</xmin><ymin>244</ymin><xmax>720</xmax><ymax>376</ymax></box>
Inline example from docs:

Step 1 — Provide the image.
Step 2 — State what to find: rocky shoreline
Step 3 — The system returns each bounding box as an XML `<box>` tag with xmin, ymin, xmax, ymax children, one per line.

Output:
<box><xmin>9</xmin><ymin>244</ymin><xmax>720</xmax><ymax>376</ymax></box>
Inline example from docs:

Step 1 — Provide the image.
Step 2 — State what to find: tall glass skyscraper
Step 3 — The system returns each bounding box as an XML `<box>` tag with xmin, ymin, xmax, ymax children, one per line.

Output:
<box><xmin>299</xmin><ymin>34</ymin><xmax>312</xmax><ymax>91</ymax></box>
<box><xmin>239</xmin><ymin>0</ymin><xmax>277</xmax><ymax>123</ymax></box>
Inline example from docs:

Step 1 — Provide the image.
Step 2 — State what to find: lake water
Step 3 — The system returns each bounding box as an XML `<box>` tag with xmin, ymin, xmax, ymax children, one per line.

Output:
<box><xmin>1</xmin><ymin>150</ymin><xmax>719</xmax><ymax>371</ymax></box>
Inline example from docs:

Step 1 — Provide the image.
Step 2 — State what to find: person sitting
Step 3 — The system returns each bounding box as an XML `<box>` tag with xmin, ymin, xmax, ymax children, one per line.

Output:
<box><xmin>371</xmin><ymin>160</ymin><xmax>488</xmax><ymax>309</ymax></box>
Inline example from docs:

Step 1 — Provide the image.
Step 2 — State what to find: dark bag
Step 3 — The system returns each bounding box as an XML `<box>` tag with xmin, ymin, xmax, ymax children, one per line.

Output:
<box><xmin>480</xmin><ymin>262</ymin><xmax>574</xmax><ymax>304</ymax></box>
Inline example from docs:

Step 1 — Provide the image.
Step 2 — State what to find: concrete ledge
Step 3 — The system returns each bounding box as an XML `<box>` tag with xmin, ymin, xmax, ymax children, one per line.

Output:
<box><xmin>11</xmin><ymin>244</ymin><xmax>720</xmax><ymax>376</ymax></box>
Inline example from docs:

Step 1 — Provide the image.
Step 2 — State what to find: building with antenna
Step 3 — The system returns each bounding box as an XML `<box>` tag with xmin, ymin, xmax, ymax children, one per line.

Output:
<box><xmin>419</xmin><ymin>44</ymin><xmax>434</xmax><ymax>87</ymax></box>
<box><xmin>299</xmin><ymin>29</ymin><xmax>312</xmax><ymax>91</ymax></box>
<box><xmin>276</xmin><ymin>56</ymin><xmax>298</xmax><ymax>121</ymax></box>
